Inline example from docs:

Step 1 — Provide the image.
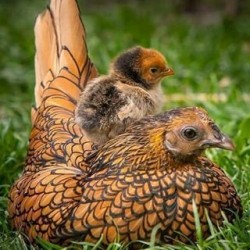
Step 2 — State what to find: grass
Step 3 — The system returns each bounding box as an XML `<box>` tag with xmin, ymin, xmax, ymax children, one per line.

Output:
<box><xmin>0</xmin><ymin>0</ymin><xmax>250</xmax><ymax>249</ymax></box>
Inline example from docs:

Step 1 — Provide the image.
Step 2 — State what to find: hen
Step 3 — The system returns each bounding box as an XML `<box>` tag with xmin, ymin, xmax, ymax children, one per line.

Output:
<box><xmin>75</xmin><ymin>46</ymin><xmax>174</xmax><ymax>144</ymax></box>
<box><xmin>8</xmin><ymin>0</ymin><xmax>242</xmax><ymax>247</ymax></box>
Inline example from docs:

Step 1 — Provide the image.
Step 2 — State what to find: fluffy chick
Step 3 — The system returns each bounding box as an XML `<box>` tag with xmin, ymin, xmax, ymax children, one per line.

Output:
<box><xmin>75</xmin><ymin>46</ymin><xmax>174</xmax><ymax>144</ymax></box>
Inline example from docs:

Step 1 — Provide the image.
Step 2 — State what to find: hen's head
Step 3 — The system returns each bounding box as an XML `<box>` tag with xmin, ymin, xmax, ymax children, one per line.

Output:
<box><xmin>162</xmin><ymin>107</ymin><xmax>234</xmax><ymax>159</ymax></box>
<box><xmin>127</xmin><ymin>107</ymin><xmax>234</xmax><ymax>161</ymax></box>
<box><xmin>111</xmin><ymin>46</ymin><xmax>174</xmax><ymax>89</ymax></box>
<box><xmin>89</xmin><ymin>107</ymin><xmax>234</xmax><ymax>172</ymax></box>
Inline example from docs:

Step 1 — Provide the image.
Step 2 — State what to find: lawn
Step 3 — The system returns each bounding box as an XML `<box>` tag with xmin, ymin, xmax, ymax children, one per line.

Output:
<box><xmin>0</xmin><ymin>0</ymin><xmax>250</xmax><ymax>249</ymax></box>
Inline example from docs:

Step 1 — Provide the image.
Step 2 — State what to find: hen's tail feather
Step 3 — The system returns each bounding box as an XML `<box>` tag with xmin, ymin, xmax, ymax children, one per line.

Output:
<box><xmin>34</xmin><ymin>8</ymin><xmax>58</xmax><ymax>109</ymax></box>
<box><xmin>34</xmin><ymin>0</ymin><xmax>98</xmax><ymax>114</ymax></box>
<box><xmin>27</xmin><ymin>0</ymin><xmax>98</xmax><ymax>171</ymax></box>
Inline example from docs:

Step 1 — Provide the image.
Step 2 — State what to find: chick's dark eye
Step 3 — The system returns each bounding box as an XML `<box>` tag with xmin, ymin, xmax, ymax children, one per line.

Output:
<box><xmin>182</xmin><ymin>127</ymin><xmax>198</xmax><ymax>140</ymax></box>
<box><xmin>150</xmin><ymin>67</ymin><xmax>158</xmax><ymax>74</ymax></box>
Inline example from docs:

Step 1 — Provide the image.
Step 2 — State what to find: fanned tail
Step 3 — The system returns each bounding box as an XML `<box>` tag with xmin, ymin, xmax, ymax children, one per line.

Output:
<box><xmin>23</xmin><ymin>0</ymin><xmax>98</xmax><ymax>174</ymax></box>
<box><xmin>33</xmin><ymin>0</ymin><xmax>97</xmax><ymax>121</ymax></box>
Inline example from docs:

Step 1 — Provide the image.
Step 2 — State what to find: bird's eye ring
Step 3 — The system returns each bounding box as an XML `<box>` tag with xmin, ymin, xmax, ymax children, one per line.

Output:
<box><xmin>182</xmin><ymin>127</ymin><xmax>198</xmax><ymax>140</ymax></box>
<box><xmin>150</xmin><ymin>67</ymin><xmax>158</xmax><ymax>74</ymax></box>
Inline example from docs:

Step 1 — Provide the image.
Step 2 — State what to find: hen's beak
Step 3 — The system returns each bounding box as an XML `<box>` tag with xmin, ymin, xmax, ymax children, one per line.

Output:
<box><xmin>215</xmin><ymin>134</ymin><xmax>235</xmax><ymax>151</ymax></box>
<box><xmin>163</xmin><ymin>67</ymin><xmax>174</xmax><ymax>77</ymax></box>
<box><xmin>201</xmin><ymin>134</ymin><xmax>235</xmax><ymax>151</ymax></box>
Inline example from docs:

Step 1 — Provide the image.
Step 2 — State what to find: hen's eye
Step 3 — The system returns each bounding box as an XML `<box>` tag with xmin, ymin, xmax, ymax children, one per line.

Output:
<box><xmin>150</xmin><ymin>67</ymin><xmax>158</xmax><ymax>74</ymax></box>
<box><xmin>182</xmin><ymin>127</ymin><xmax>198</xmax><ymax>140</ymax></box>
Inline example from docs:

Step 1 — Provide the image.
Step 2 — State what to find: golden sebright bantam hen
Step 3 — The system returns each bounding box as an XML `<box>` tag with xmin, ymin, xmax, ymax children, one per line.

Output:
<box><xmin>8</xmin><ymin>0</ymin><xmax>242</xmax><ymax>247</ymax></box>
<box><xmin>75</xmin><ymin>46</ymin><xmax>174</xmax><ymax>145</ymax></box>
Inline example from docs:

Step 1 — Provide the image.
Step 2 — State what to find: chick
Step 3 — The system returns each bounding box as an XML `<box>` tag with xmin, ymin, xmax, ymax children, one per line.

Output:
<box><xmin>75</xmin><ymin>46</ymin><xmax>174</xmax><ymax>144</ymax></box>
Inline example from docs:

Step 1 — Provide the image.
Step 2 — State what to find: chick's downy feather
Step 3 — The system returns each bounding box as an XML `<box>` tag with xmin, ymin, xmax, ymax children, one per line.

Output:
<box><xmin>75</xmin><ymin>46</ymin><xmax>174</xmax><ymax>144</ymax></box>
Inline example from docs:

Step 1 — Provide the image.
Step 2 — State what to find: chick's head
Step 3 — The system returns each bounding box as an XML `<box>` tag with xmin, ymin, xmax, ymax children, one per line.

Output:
<box><xmin>112</xmin><ymin>46</ymin><xmax>174</xmax><ymax>89</ymax></box>
<box><xmin>161</xmin><ymin>107</ymin><xmax>234</xmax><ymax>160</ymax></box>
<box><xmin>139</xmin><ymin>47</ymin><xmax>174</xmax><ymax>86</ymax></box>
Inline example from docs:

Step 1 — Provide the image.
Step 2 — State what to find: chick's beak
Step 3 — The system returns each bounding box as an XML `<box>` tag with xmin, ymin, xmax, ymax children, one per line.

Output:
<box><xmin>163</xmin><ymin>67</ymin><xmax>174</xmax><ymax>77</ymax></box>
<box><xmin>201</xmin><ymin>134</ymin><xmax>235</xmax><ymax>151</ymax></box>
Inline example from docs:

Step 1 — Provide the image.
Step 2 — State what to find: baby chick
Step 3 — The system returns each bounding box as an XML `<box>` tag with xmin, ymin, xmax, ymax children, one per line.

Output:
<box><xmin>75</xmin><ymin>46</ymin><xmax>174</xmax><ymax>144</ymax></box>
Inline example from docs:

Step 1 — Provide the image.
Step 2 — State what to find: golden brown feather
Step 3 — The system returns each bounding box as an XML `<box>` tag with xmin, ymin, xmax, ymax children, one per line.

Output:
<box><xmin>8</xmin><ymin>0</ymin><xmax>242</xmax><ymax>248</ymax></box>
<box><xmin>75</xmin><ymin>46</ymin><xmax>174</xmax><ymax>144</ymax></box>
